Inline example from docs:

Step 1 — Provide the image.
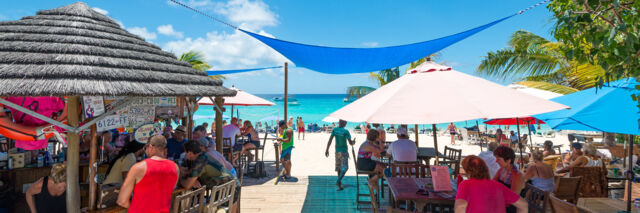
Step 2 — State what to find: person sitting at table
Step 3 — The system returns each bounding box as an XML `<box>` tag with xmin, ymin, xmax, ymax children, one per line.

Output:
<box><xmin>240</xmin><ymin>120</ymin><xmax>260</xmax><ymax>162</ymax></box>
<box><xmin>563</xmin><ymin>142</ymin><xmax>584</xmax><ymax>167</ymax></box>
<box><xmin>166</xmin><ymin>125</ymin><xmax>187</xmax><ymax>161</ymax></box>
<box><xmin>557</xmin><ymin>143</ymin><xmax>602</xmax><ymax>174</ymax></box>
<box><xmin>203</xmin><ymin>139</ymin><xmax>237</xmax><ymax>178</ymax></box>
<box><xmin>495</xmin><ymin>129</ymin><xmax>509</xmax><ymax>147</ymax></box>
<box><xmin>26</xmin><ymin>163</ymin><xmax>68</xmax><ymax>213</ymax></box>
<box><xmin>356</xmin><ymin>130</ymin><xmax>385</xmax><ymax>192</ymax></box>
<box><xmin>386</xmin><ymin>126</ymin><xmax>417</xmax><ymax>162</ymax></box>
<box><xmin>455</xmin><ymin>156</ymin><xmax>528</xmax><ymax>213</ymax></box>
<box><xmin>509</xmin><ymin>131</ymin><xmax>519</xmax><ymax>149</ymax></box>
<box><xmin>478</xmin><ymin>142</ymin><xmax>500</xmax><ymax>178</ymax></box>
<box><xmin>117</xmin><ymin>135</ymin><xmax>179</xmax><ymax>212</ymax></box>
<box><xmin>522</xmin><ymin>151</ymin><xmax>555</xmax><ymax>192</ymax></box>
<box><xmin>103</xmin><ymin>141</ymin><xmax>145</xmax><ymax>185</ymax></box>
<box><xmin>181</xmin><ymin>140</ymin><xmax>234</xmax><ymax>189</ymax></box>
<box><xmin>543</xmin><ymin>140</ymin><xmax>556</xmax><ymax>156</ymax></box>
<box><xmin>493</xmin><ymin>146</ymin><xmax>524</xmax><ymax>213</ymax></box>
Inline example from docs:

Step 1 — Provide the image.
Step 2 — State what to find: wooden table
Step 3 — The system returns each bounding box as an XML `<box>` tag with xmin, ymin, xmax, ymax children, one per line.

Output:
<box><xmin>417</xmin><ymin>147</ymin><xmax>442</xmax><ymax>165</ymax></box>
<box><xmin>386</xmin><ymin>177</ymin><xmax>456</xmax><ymax>212</ymax></box>
<box><xmin>577</xmin><ymin>198</ymin><xmax>637</xmax><ymax>213</ymax></box>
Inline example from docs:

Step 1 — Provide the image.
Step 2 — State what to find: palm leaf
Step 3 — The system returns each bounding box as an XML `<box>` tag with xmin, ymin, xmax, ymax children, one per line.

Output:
<box><xmin>516</xmin><ymin>81</ymin><xmax>579</xmax><ymax>94</ymax></box>
<box><xmin>369</xmin><ymin>72</ymin><xmax>386</xmax><ymax>86</ymax></box>
<box><xmin>178</xmin><ymin>50</ymin><xmax>225</xmax><ymax>80</ymax></box>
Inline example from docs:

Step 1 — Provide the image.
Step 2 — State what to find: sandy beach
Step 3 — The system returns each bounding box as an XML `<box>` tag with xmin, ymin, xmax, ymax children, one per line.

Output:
<box><xmin>240</xmin><ymin>130</ymin><xmax>572</xmax><ymax>212</ymax></box>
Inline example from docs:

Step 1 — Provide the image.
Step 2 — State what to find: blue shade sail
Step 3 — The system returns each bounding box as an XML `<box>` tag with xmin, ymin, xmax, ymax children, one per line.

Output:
<box><xmin>206</xmin><ymin>66</ymin><xmax>283</xmax><ymax>75</ymax></box>
<box><xmin>533</xmin><ymin>78</ymin><xmax>640</xmax><ymax>135</ymax></box>
<box><xmin>240</xmin><ymin>15</ymin><xmax>515</xmax><ymax>74</ymax></box>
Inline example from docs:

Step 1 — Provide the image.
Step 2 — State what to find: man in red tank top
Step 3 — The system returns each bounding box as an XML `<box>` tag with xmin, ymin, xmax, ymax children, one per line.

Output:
<box><xmin>117</xmin><ymin>135</ymin><xmax>179</xmax><ymax>213</ymax></box>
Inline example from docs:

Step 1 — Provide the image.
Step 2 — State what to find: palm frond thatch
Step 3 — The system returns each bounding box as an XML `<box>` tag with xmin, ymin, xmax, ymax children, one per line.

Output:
<box><xmin>0</xmin><ymin>2</ymin><xmax>236</xmax><ymax>97</ymax></box>
<box><xmin>516</xmin><ymin>81</ymin><xmax>579</xmax><ymax>95</ymax></box>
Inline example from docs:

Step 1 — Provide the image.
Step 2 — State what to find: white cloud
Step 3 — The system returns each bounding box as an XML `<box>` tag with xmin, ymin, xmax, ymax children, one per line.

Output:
<box><xmin>163</xmin><ymin>0</ymin><xmax>287</xmax><ymax>74</ymax></box>
<box><xmin>91</xmin><ymin>7</ymin><xmax>108</xmax><ymax>15</ymax></box>
<box><xmin>127</xmin><ymin>27</ymin><xmax>157</xmax><ymax>40</ymax></box>
<box><xmin>362</xmin><ymin>42</ymin><xmax>379</xmax><ymax>47</ymax></box>
<box><xmin>157</xmin><ymin>24</ymin><xmax>184</xmax><ymax>38</ymax></box>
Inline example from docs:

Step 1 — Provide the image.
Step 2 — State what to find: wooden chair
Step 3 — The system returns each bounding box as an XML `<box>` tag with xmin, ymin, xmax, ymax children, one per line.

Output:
<box><xmin>352</xmin><ymin>145</ymin><xmax>377</xmax><ymax>209</ymax></box>
<box><xmin>222</xmin><ymin>138</ymin><xmax>233</xmax><ymax>162</ymax></box>
<box><xmin>553</xmin><ymin>176</ymin><xmax>582</xmax><ymax>204</ymax></box>
<box><xmin>525</xmin><ymin>183</ymin><xmax>549</xmax><ymax>213</ymax></box>
<box><xmin>441</xmin><ymin>146</ymin><xmax>462</xmax><ymax>177</ymax></box>
<box><xmin>390</xmin><ymin>163</ymin><xmax>429</xmax><ymax>178</ymax></box>
<box><xmin>548</xmin><ymin>193</ymin><xmax>580</xmax><ymax>213</ymax></box>
<box><xmin>171</xmin><ymin>186</ymin><xmax>206</xmax><ymax>213</ymax></box>
<box><xmin>206</xmin><ymin>179</ymin><xmax>237</xmax><ymax>213</ymax></box>
<box><xmin>368</xmin><ymin>181</ymin><xmax>379</xmax><ymax>213</ymax></box>
<box><xmin>543</xmin><ymin>155</ymin><xmax>562</xmax><ymax>171</ymax></box>
<box><xmin>570</xmin><ymin>167</ymin><xmax>608</xmax><ymax>197</ymax></box>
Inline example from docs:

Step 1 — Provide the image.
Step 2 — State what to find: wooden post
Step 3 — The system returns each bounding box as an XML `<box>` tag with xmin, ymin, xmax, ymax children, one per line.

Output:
<box><xmin>477</xmin><ymin>120</ymin><xmax>483</xmax><ymax>152</ymax></box>
<box><xmin>414</xmin><ymin>124</ymin><xmax>419</xmax><ymax>147</ymax></box>
<box><xmin>515</xmin><ymin>118</ymin><xmax>523</xmax><ymax>169</ymax></box>
<box><xmin>526</xmin><ymin>119</ymin><xmax>534</xmax><ymax>151</ymax></box>
<box><xmin>66</xmin><ymin>96</ymin><xmax>81</xmax><ymax>213</ymax></box>
<box><xmin>215</xmin><ymin>97</ymin><xmax>224</xmax><ymax>152</ymax></box>
<box><xmin>88</xmin><ymin>124</ymin><xmax>98</xmax><ymax>210</ymax></box>
<box><xmin>184</xmin><ymin>97</ymin><xmax>193</xmax><ymax>140</ymax></box>
<box><xmin>432</xmin><ymin>124</ymin><xmax>439</xmax><ymax>164</ymax></box>
<box><xmin>284</xmin><ymin>62</ymin><xmax>288</xmax><ymax>121</ymax></box>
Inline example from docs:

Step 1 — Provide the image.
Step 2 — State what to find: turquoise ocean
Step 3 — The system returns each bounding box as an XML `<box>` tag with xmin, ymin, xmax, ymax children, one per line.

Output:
<box><xmin>193</xmin><ymin>94</ymin><xmax>551</xmax><ymax>132</ymax></box>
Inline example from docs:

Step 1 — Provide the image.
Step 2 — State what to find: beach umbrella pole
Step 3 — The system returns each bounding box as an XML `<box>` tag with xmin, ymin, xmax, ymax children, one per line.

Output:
<box><xmin>415</xmin><ymin>124</ymin><xmax>419</xmax><ymax>147</ymax></box>
<box><xmin>515</xmin><ymin>118</ymin><xmax>524</xmax><ymax>169</ymax></box>
<box><xmin>526</xmin><ymin>119</ymin><xmax>533</xmax><ymax>151</ymax></box>
<box><xmin>432</xmin><ymin>124</ymin><xmax>439</xmax><ymax>164</ymax></box>
<box><xmin>476</xmin><ymin>120</ymin><xmax>482</xmax><ymax>152</ymax></box>
<box><xmin>284</xmin><ymin>62</ymin><xmax>288</xmax><ymax>121</ymax></box>
<box><xmin>628</xmin><ymin>134</ymin><xmax>634</xmax><ymax>212</ymax></box>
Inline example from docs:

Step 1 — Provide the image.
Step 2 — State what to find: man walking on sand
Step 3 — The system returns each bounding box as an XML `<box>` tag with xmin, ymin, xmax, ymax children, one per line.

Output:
<box><xmin>117</xmin><ymin>135</ymin><xmax>179</xmax><ymax>212</ymax></box>
<box><xmin>297</xmin><ymin>117</ymin><xmax>305</xmax><ymax>140</ymax></box>
<box><xmin>325</xmin><ymin>119</ymin><xmax>355</xmax><ymax>190</ymax></box>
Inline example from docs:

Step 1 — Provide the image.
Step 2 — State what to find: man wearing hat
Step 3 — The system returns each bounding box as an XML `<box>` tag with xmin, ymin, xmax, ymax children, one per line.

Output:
<box><xmin>563</xmin><ymin>142</ymin><xmax>584</xmax><ymax>166</ymax></box>
<box><xmin>166</xmin><ymin>125</ymin><xmax>187</xmax><ymax>160</ymax></box>
<box><xmin>386</xmin><ymin>125</ymin><xmax>417</xmax><ymax>162</ymax></box>
<box><xmin>276</xmin><ymin>120</ymin><xmax>294</xmax><ymax>180</ymax></box>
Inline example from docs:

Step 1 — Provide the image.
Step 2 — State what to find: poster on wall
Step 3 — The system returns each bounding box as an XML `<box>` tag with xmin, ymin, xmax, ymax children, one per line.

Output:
<box><xmin>82</xmin><ymin>96</ymin><xmax>105</xmax><ymax>118</ymax></box>
<box><xmin>154</xmin><ymin>97</ymin><xmax>177</xmax><ymax>106</ymax></box>
<box><xmin>127</xmin><ymin>105</ymin><xmax>155</xmax><ymax>129</ymax></box>
<box><xmin>155</xmin><ymin>106</ymin><xmax>180</xmax><ymax>119</ymax></box>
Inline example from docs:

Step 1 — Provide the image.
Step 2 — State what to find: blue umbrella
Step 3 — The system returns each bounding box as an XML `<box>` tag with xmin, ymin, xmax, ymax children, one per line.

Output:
<box><xmin>533</xmin><ymin>77</ymin><xmax>639</xmax><ymax>211</ymax></box>
<box><xmin>534</xmin><ymin>78</ymin><xmax>640</xmax><ymax>135</ymax></box>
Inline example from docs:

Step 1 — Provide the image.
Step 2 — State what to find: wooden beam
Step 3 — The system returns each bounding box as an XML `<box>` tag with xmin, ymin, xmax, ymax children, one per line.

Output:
<box><xmin>414</xmin><ymin>124</ymin><xmax>419</xmax><ymax>147</ymax></box>
<box><xmin>432</xmin><ymin>124</ymin><xmax>439</xmax><ymax>165</ymax></box>
<box><xmin>66</xmin><ymin>96</ymin><xmax>81</xmax><ymax>213</ymax></box>
<box><xmin>88</xmin><ymin>124</ymin><xmax>98</xmax><ymax>210</ymax></box>
<box><xmin>215</xmin><ymin>97</ymin><xmax>224</xmax><ymax>152</ymax></box>
<box><xmin>284</xmin><ymin>62</ymin><xmax>288</xmax><ymax>122</ymax></box>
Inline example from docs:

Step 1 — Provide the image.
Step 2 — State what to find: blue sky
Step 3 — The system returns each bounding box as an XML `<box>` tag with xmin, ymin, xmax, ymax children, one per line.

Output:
<box><xmin>1</xmin><ymin>0</ymin><xmax>556</xmax><ymax>94</ymax></box>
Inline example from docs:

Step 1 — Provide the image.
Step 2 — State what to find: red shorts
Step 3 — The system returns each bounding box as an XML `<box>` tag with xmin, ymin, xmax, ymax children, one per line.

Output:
<box><xmin>298</xmin><ymin>127</ymin><xmax>305</xmax><ymax>132</ymax></box>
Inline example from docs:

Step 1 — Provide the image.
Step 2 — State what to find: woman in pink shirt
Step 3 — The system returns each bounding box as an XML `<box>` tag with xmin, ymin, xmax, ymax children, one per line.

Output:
<box><xmin>455</xmin><ymin>155</ymin><xmax>527</xmax><ymax>213</ymax></box>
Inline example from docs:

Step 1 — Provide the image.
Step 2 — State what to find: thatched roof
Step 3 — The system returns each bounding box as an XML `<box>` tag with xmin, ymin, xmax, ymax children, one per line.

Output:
<box><xmin>0</xmin><ymin>2</ymin><xmax>236</xmax><ymax>97</ymax></box>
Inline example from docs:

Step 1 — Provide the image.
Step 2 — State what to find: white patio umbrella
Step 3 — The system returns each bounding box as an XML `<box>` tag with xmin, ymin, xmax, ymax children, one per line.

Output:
<box><xmin>329</xmin><ymin>61</ymin><xmax>569</xmax><ymax>162</ymax></box>
<box><xmin>199</xmin><ymin>86</ymin><xmax>275</xmax><ymax>118</ymax></box>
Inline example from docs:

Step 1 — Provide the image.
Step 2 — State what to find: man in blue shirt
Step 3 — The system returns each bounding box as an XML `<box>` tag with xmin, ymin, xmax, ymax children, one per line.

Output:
<box><xmin>166</xmin><ymin>125</ymin><xmax>187</xmax><ymax>160</ymax></box>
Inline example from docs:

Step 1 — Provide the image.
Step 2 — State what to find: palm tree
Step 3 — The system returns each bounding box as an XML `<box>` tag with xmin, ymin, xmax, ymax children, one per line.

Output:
<box><xmin>476</xmin><ymin>30</ymin><xmax>604</xmax><ymax>94</ymax></box>
<box><xmin>178</xmin><ymin>51</ymin><xmax>225</xmax><ymax>80</ymax></box>
<box><xmin>345</xmin><ymin>86</ymin><xmax>376</xmax><ymax>101</ymax></box>
<box><xmin>369</xmin><ymin>67</ymin><xmax>400</xmax><ymax>87</ymax></box>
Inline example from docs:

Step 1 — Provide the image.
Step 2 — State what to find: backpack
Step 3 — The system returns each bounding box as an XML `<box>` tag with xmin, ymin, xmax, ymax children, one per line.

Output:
<box><xmin>249</xmin><ymin>161</ymin><xmax>267</xmax><ymax>178</ymax></box>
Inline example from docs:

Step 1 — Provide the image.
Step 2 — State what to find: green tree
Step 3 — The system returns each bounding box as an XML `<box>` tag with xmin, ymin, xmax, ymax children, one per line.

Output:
<box><xmin>369</xmin><ymin>67</ymin><xmax>400</xmax><ymax>86</ymax></box>
<box><xmin>547</xmin><ymin>0</ymin><xmax>640</xmax><ymax>87</ymax></box>
<box><xmin>178</xmin><ymin>51</ymin><xmax>225</xmax><ymax>80</ymax></box>
<box><xmin>345</xmin><ymin>86</ymin><xmax>376</xmax><ymax>101</ymax></box>
<box><xmin>477</xmin><ymin>30</ymin><xmax>605</xmax><ymax>94</ymax></box>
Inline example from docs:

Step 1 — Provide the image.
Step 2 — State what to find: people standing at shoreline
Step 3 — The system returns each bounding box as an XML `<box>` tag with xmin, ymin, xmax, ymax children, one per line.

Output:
<box><xmin>297</xmin><ymin>117</ymin><xmax>305</xmax><ymax>140</ymax></box>
<box><xmin>325</xmin><ymin>120</ymin><xmax>355</xmax><ymax>190</ymax></box>
<box><xmin>277</xmin><ymin>120</ymin><xmax>294</xmax><ymax>180</ymax></box>
<box><xmin>117</xmin><ymin>135</ymin><xmax>178</xmax><ymax>212</ymax></box>
<box><xmin>288</xmin><ymin>117</ymin><xmax>294</xmax><ymax>129</ymax></box>
<box><xmin>446</xmin><ymin>122</ymin><xmax>457</xmax><ymax>145</ymax></box>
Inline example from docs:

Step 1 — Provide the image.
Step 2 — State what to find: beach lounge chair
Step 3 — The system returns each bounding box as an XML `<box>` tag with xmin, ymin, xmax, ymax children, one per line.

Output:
<box><xmin>354</xmin><ymin>127</ymin><xmax>363</xmax><ymax>134</ymax></box>
<box><xmin>535</xmin><ymin>132</ymin><xmax>543</xmax><ymax>137</ymax></box>
<box><xmin>545</xmin><ymin>130</ymin><xmax>556</xmax><ymax>138</ymax></box>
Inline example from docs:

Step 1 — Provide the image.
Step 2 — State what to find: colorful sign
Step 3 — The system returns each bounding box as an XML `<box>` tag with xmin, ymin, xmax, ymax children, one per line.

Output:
<box><xmin>127</xmin><ymin>105</ymin><xmax>155</xmax><ymax>128</ymax></box>
<box><xmin>82</xmin><ymin>96</ymin><xmax>105</xmax><ymax>118</ymax></box>
<box><xmin>134</xmin><ymin>123</ymin><xmax>161</xmax><ymax>143</ymax></box>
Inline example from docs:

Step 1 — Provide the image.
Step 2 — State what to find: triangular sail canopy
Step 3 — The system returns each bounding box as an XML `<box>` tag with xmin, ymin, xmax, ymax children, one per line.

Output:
<box><xmin>241</xmin><ymin>15</ymin><xmax>515</xmax><ymax>74</ymax></box>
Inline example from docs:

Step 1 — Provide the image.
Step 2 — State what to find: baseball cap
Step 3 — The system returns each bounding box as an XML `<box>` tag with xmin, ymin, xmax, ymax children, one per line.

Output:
<box><xmin>278</xmin><ymin>120</ymin><xmax>286</xmax><ymax>127</ymax></box>
<box><xmin>571</xmin><ymin>142</ymin><xmax>583</xmax><ymax>149</ymax></box>
<box><xmin>397</xmin><ymin>127</ymin><xmax>408</xmax><ymax>136</ymax></box>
